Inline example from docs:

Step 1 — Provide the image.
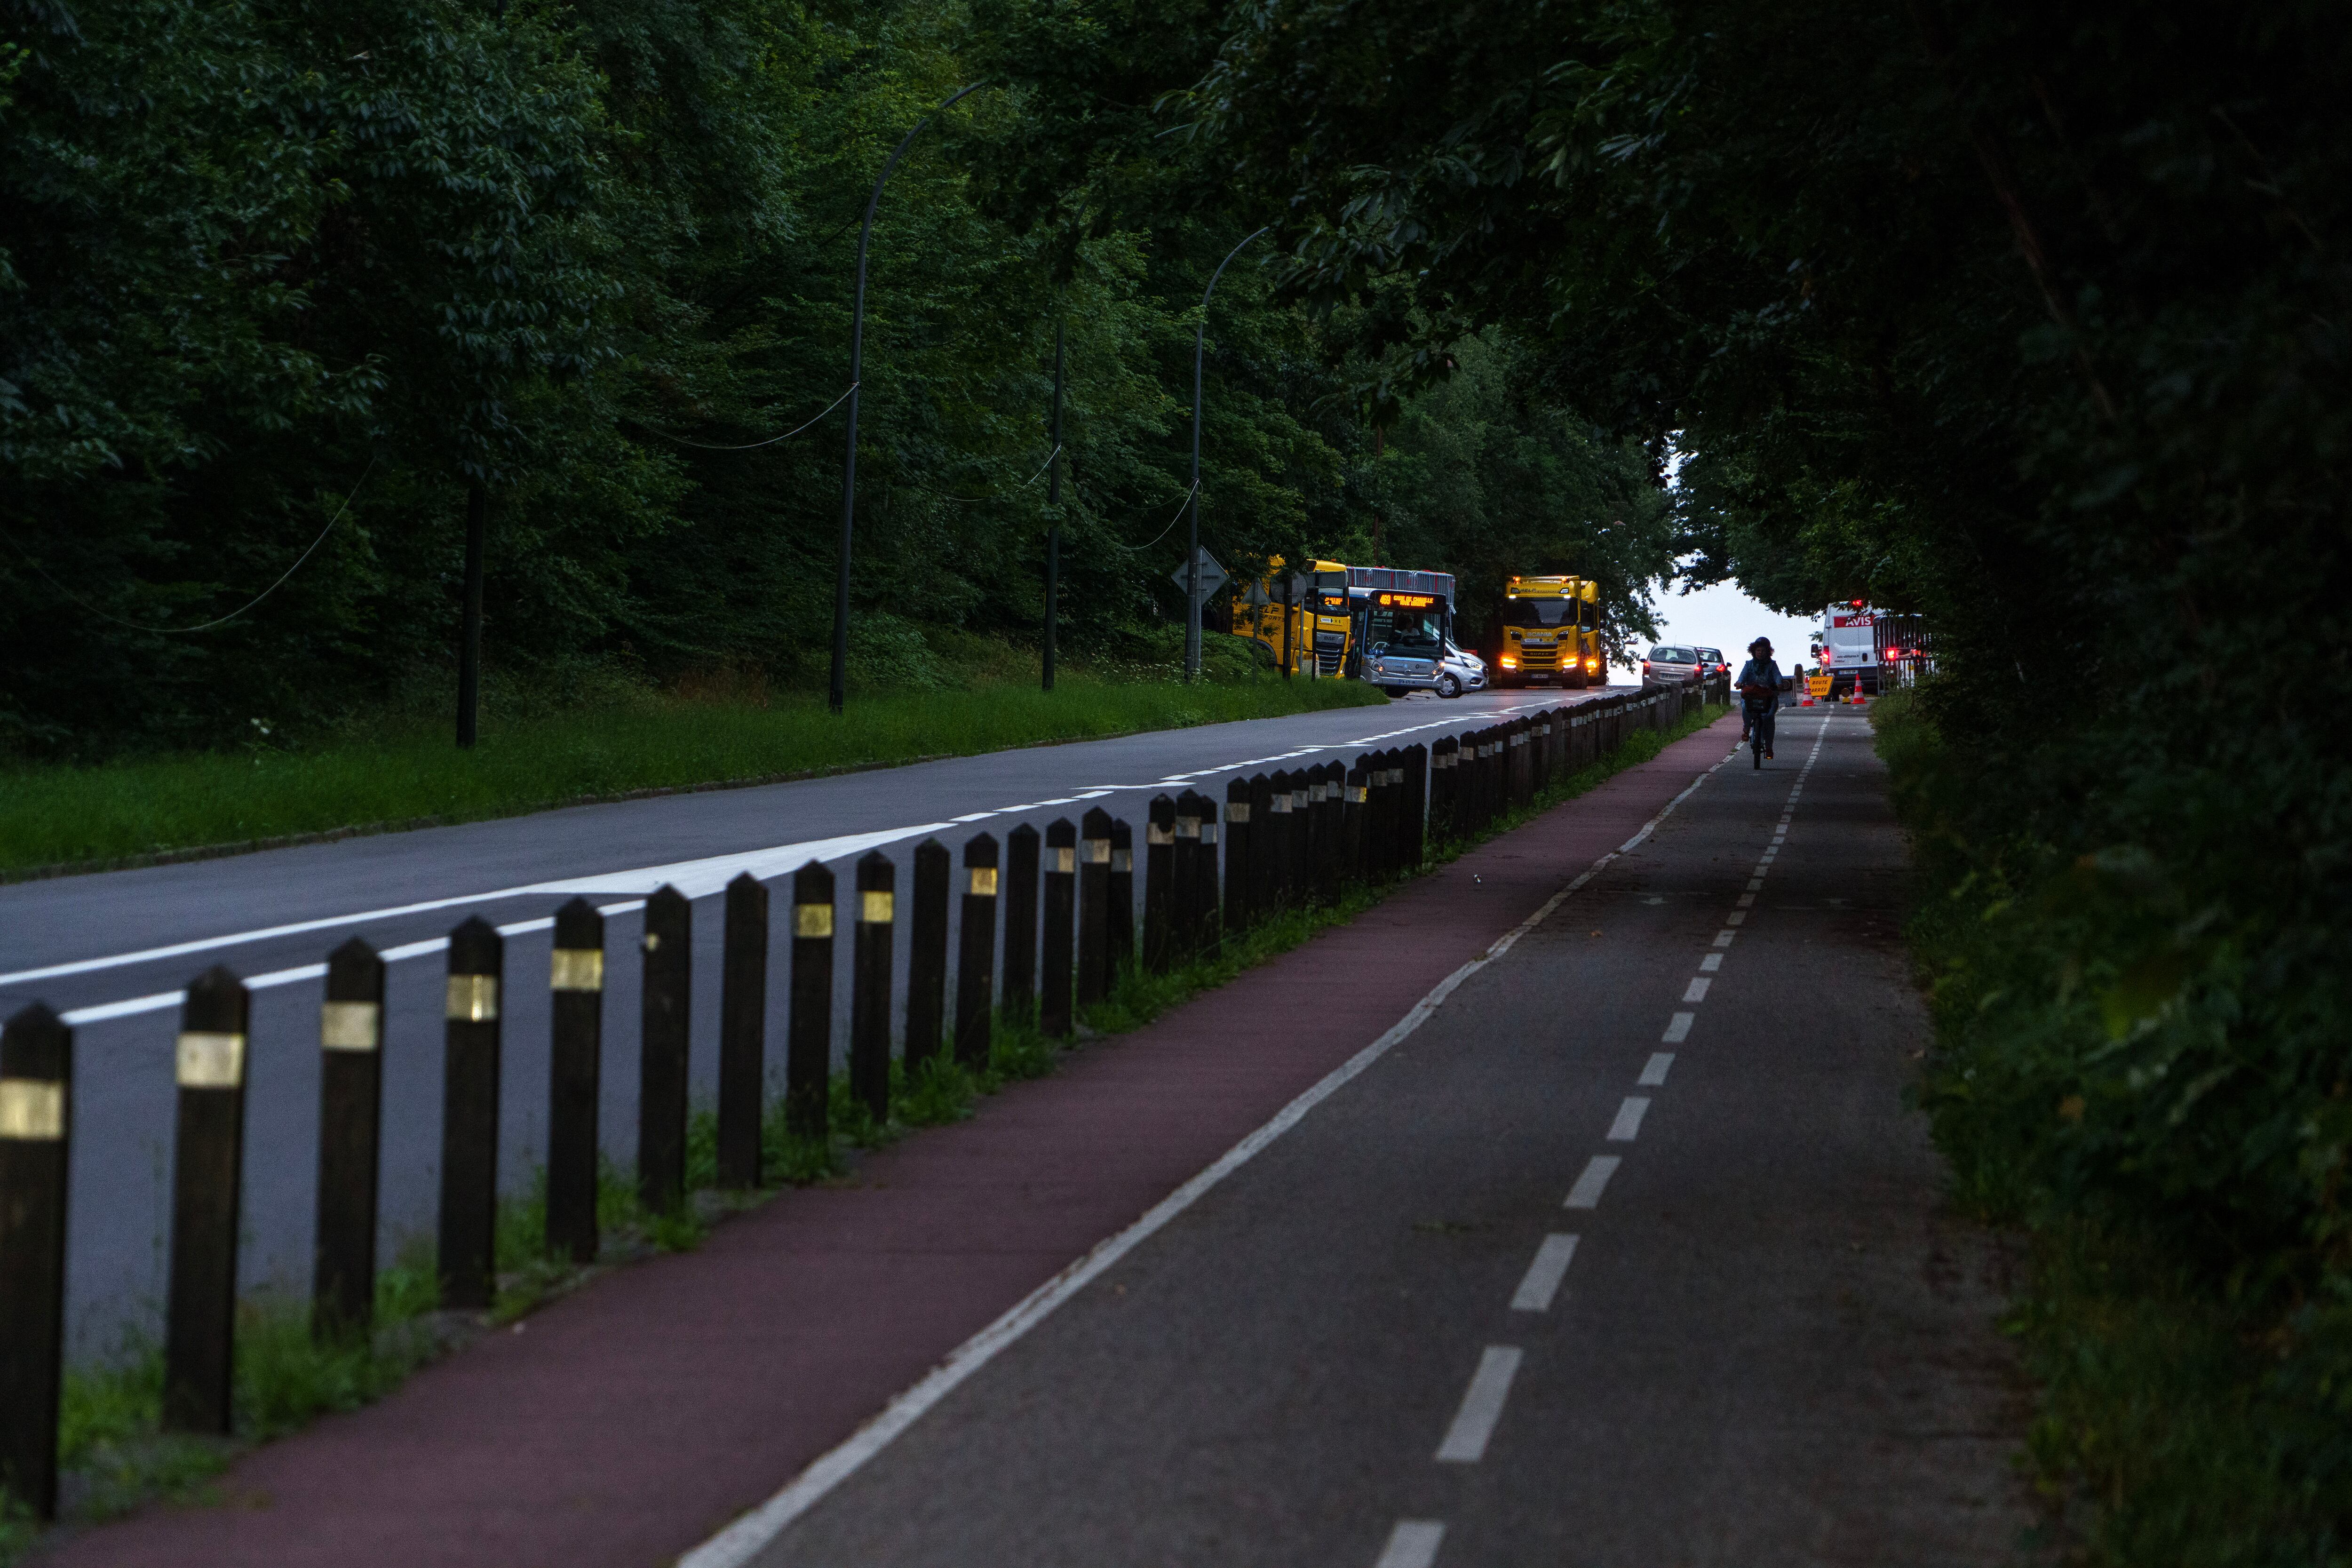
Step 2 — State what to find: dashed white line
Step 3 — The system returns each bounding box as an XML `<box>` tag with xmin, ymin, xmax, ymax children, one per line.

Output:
<box><xmin>1735</xmin><ymin>893</ymin><xmax>1755</xmax><ymax>907</ymax></box>
<box><xmin>1699</xmin><ymin>953</ymin><xmax>1723</xmax><ymax>972</ymax></box>
<box><xmin>1639</xmin><ymin>1052</ymin><xmax>1675</xmax><ymax>1086</ymax></box>
<box><xmin>1435</xmin><ymin>1347</ymin><xmax>1524</xmax><ymax>1463</ymax></box>
<box><xmin>1606</xmin><ymin>1097</ymin><xmax>1651</xmax><ymax>1141</ymax></box>
<box><xmin>1681</xmin><ymin>977</ymin><xmax>1711</xmax><ymax>1003</ymax></box>
<box><xmin>1374</xmin><ymin>1520</ymin><xmax>1448</xmax><ymax>1568</ymax></box>
<box><xmin>1564</xmin><ymin>1155</ymin><xmax>1621</xmax><ymax>1210</ymax></box>
<box><xmin>1510</xmin><ymin>1234</ymin><xmax>1581</xmax><ymax>1312</ymax></box>
<box><xmin>1662</xmin><ymin>1012</ymin><xmax>1694</xmax><ymax>1043</ymax></box>
<box><xmin>1711</xmin><ymin>931</ymin><xmax>1736</xmax><ymax>948</ymax></box>
<box><xmin>1724</xmin><ymin>911</ymin><xmax>1747</xmax><ymax>926</ymax></box>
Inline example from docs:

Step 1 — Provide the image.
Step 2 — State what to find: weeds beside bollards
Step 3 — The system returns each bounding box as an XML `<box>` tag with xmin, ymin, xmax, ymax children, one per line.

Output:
<box><xmin>717</xmin><ymin>873</ymin><xmax>767</xmax><ymax>1190</ymax></box>
<box><xmin>1003</xmin><ymin>823</ymin><xmax>1039</xmax><ymax>1017</ymax></box>
<box><xmin>851</xmin><ymin>852</ymin><xmax>896</xmax><ymax>1124</ymax></box>
<box><xmin>0</xmin><ymin>1002</ymin><xmax>72</xmax><ymax>1518</ymax></box>
<box><xmin>548</xmin><ymin>898</ymin><xmax>605</xmax><ymax>1261</ymax></box>
<box><xmin>166</xmin><ymin>966</ymin><xmax>249</xmax><ymax>1430</ymax></box>
<box><xmin>314</xmin><ymin>938</ymin><xmax>384</xmax><ymax>1339</ymax></box>
<box><xmin>639</xmin><ymin>884</ymin><xmax>692</xmax><ymax>1216</ymax></box>
<box><xmin>956</xmin><ymin>834</ymin><xmax>998</xmax><ymax>1068</ymax></box>
<box><xmin>1041</xmin><ymin>819</ymin><xmax>1076</xmax><ymax>1037</ymax></box>
<box><xmin>906</xmin><ymin>839</ymin><xmax>950</xmax><ymax>1067</ymax></box>
<box><xmin>787</xmin><ymin>861</ymin><xmax>834</xmax><ymax>1141</ymax></box>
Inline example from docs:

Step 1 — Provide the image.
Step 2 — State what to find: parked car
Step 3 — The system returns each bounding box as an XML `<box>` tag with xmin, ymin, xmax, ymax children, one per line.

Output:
<box><xmin>1435</xmin><ymin>641</ymin><xmax>1485</xmax><ymax>699</ymax></box>
<box><xmin>1696</xmin><ymin>646</ymin><xmax>1728</xmax><ymax>682</ymax></box>
<box><xmin>1641</xmin><ymin>645</ymin><xmax>1707</xmax><ymax>689</ymax></box>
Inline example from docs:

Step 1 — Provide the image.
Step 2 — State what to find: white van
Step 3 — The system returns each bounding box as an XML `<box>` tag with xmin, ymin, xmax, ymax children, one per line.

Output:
<box><xmin>1812</xmin><ymin>603</ymin><xmax>1882</xmax><ymax>696</ymax></box>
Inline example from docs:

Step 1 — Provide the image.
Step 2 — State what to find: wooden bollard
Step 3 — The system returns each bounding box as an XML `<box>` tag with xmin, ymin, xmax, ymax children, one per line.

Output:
<box><xmin>1170</xmin><ymin>791</ymin><xmax>1203</xmax><ymax>963</ymax></box>
<box><xmin>1002</xmin><ymin>824</ymin><xmax>1040</xmax><ymax>1016</ymax></box>
<box><xmin>1194</xmin><ymin>794</ymin><xmax>1222</xmax><ymax>959</ymax></box>
<box><xmin>314</xmin><ymin>938</ymin><xmax>384</xmax><ymax>1339</ymax></box>
<box><xmin>1108</xmin><ymin>820</ymin><xmax>1136</xmax><ymax>973</ymax></box>
<box><xmin>1041</xmin><ymin>820</ymin><xmax>1076</xmax><ymax>1035</ymax></box>
<box><xmin>1248</xmin><ymin>774</ymin><xmax>1278</xmax><ymax>914</ymax></box>
<box><xmin>166</xmin><ymin>966</ymin><xmax>249</xmax><ymax>1430</ymax></box>
<box><xmin>1143</xmin><ymin>796</ymin><xmax>1175</xmax><ymax>972</ymax></box>
<box><xmin>1078</xmin><ymin>807</ymin><xmax>1113</xmax><ymax>1006</ymax></box>
<box><xmin>1274</xmin><ymin>771</ymin><xmax>1303</xmax><ymax>907</ymax></box>
<box><xmin>787</xmin><ymin>861</ymin><xmax>834</xmax><ymax>1141</ymax></box>
<box><xmin>906</xmin><ymin>839</ymin><xmax>950</xmax><ymax>1067</ymax></box>
<box><xmin>1223</xmin><ymin>780</ymin><xmax>1253</xmax><ymax>936</ymax></box>
<box><xmin>547</xmin><ymin>898</ymin><xmax>604</xmax><ymax>1262</ymax></box>
<box><xmin>1317</xmin><ymin>762</ymin><xmax>1345</xmax><ymax>896</ymax></box>
<box><xmin>1385</xmin><ymin>750</ymin><xmax>1408</xmax><ymax>873</ymax></box>
<box><xmin>1405</xmin><ymin>744</ymin><xmax>1428</xmax><ymax>868</ymax></box>
<box><xmin>1299</xmin><ymin>772</ymin><xmax>1325</xmax><ymax>900</ymax></box>
<box><xmin>717</xmin><ymin>873</ymin><xmax>766</xmax><ymax>1191</ymax></box>
<box><xmin>0</xmin><ymin>1003</ymin><xmax>72</xmax><ymax>1518</ymax></box>
<box><xmin>850</xmin><ymin>852</ymin><xmax>896</xmax><ymax>1124</ymax></box>
<box><xmin>1430</xmin><ymin>735</ymin><xmax>1455</xmax><ymax>841</ymax></box>
<box><xmin>639</xmin><ymin>883</ymin><xmax>692</xmax><ymax>1215</ymax></box>
<box><xmin>956</xmin><ymin>835</ymin><xmax>998</xmax><ymax>1067</ymax></box>
<box><xmin>1343</xmin><ymin>764</ymin><xmax>1368</xmax><ymax>881</ymax></box>
<box><xmin>437</xmin><ymin>921</ymin><xmax>501</xmax><ymax>1313</ymax></box>
<box><xmin>1364</xmin><ymin>756</ymin><xmax>1390</xmax><ymax>879</ymax></box>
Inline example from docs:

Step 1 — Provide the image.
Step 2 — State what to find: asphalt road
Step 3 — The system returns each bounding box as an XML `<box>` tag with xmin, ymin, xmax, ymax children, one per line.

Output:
<box><xmin>730</xmin><ymin>708</ymin><xmax>2033</xmax><ymax>1568</ymax></box>
<box><xmin>0</xmin><ymin>685</ymin><xmax>1609</xmax><ymax>1356</ymax></box>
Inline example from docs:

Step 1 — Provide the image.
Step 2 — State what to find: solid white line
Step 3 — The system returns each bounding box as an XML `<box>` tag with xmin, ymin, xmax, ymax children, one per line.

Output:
<box><xmin>1564</xmin><ymin>1154</ymin><xmax>1621</xmax><ymax>1209</ymax></box>
<box><xmin>1510</xmin><ymin>1235</ymin><xmax>1580</xmax><ymax>1312</ymax></box>
<box><xmin>675</xmin><ymin>720</ymin><xmax>1737</xmax><ymax>1568</ymax></box>
<box><xmin>1639</xmin><ymin>1052</ymin><xmax>1674</xmax><ymax>1087</ymax></box>
<box><xmin>1681</xmin><ymin>977</ymin><xmax>1710</xmax><ymax>1003</ymax></box>
<box><xmin>1435</xmin><ymin>1346</ymin><xmax>1524</xmax><ymax>1463</ymax></box>
<box><xmin>1606</xmin><ymin>1096</ymin><xmax>1651</xmax><ymax>1141</ymax></box>
<box><xmin>1662</xmin><ymin>1012</ymin><xmax>1694</xmax><ymax>1043</ymax></box>
<box><xmin>1374</xmin><ymin>1520</ymin><xmax>1448</xmax><ymax>1568</ymax></box>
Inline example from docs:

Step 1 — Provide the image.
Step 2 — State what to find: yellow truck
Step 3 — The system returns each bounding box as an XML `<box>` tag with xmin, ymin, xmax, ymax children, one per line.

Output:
<box><xmin>1234</xmin><ymin>557</ymin><xmax>1354</xmax><ymax>677</ymax></box>
<box><xmin>1495</xmin><ymin>574</ymin><xmax>1601</xmax><ymax>688</ymax></box>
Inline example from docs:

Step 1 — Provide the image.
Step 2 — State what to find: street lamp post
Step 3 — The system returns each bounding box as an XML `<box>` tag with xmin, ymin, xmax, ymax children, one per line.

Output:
<box><xmin>1184</xmin><ymin>226</ymin><xmax>1270</xmax><ymax>682</ymax></box>
<box><xmin>828</xmin><ymin>81</ymin><xmax>992</xmax><ymax>715</ymax></box>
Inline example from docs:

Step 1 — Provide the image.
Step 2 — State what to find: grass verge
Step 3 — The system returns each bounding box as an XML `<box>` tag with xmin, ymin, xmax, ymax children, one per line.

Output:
<box><xmin>0</xmin><ymin>675</ymin><xmax>1385</xmax><ymax>877</ymax></box>
<box><xmin>0</xmin><ymin>697</ymin><xmax>1725</xmax><ymax>1560</ymax></box>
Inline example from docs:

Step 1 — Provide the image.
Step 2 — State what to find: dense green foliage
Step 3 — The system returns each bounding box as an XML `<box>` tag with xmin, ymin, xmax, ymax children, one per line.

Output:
<box><xmin>1185</xmin><ymin>0</ymin><xmax>2349</xmax><ymax>1552</ymax></box>
<box><xmin>0</xmin><ymin>0</ymin><xmax>1669</xmax><ymax>762</ymax></box>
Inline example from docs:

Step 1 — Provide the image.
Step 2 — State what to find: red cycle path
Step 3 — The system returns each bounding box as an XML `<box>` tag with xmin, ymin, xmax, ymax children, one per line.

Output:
<box><xmin>46</xmin><ymin>717</ymin><xmax>1735</xmax><ymax>1568</ymax></box>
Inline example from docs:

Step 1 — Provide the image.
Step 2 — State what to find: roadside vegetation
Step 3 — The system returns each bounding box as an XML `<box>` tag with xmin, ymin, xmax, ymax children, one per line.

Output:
<box><xmin>2</xmin><ymin>700</ymin><xmax>1726</xmax><ymax>1559</ymax></box>
<box><xmin>0</xmin><ymin>636</ymin><xmax>1383</xmax><ymax>876</ymax></box>
<box><xmin>1879</xmin><ymin>691</ymin><xmax>2352</xmax><ymax>1562</ymax></box>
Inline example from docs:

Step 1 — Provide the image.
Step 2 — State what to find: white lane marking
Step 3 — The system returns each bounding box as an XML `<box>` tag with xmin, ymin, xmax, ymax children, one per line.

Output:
<box><xmin>1681</xmin><ymin>978</ymin><xmax>1710</xmax><ymax>1003</ymax></box>
<box><xmin>1606</xmin><ymin>1096</ymin><xmax>1651</xmax><ymax>1141</ymax></box>
<box><xmin>950</xmin><ymin>812</ymin><xmax>997</xmax><ymax>823</ymax></box>
<box><xmin>1725</xmin><ymin>911</ymin><xmax>1746</xmax><ymax>926</ymax></box>
<box><xmin>1511</xmin><ymin>1234</ymin><xmax>1581</xmax><ymax>1312</ymax></box>
<box><xmin>1662</xmin><ymin>1013</ymin><xmax>1694</xmax><ymax>1043</ymax></box>
<box><xmin>1735</xmin><ymin>893</ymin><xmax>1755</xmax><ymax>908</ymax></box>
<box><xmin>5</xmin><ymin>824</ymin><xmax>936</xmax><ymax>992</ymax></box>
<box><xmin>1699</xmin><ymin>952</ymin><xmax>1723</xmax><ymax>972</ymax></box>
<box><xmin>1711</xmin><ymin>931</ymin><xmax>1735</xmax><ymax>948</ymax></box>
<box><xmin>1746</xmin><ymin>879</ymin><xmax>1764</xmax><ymax>891</ymax></box>
<box><xmin>678</xmin><ymin>735</ymin><xmax>1716</xmax><ymax>1568</ymax></box>
<box><xmin>1374</xmin><ymin>1520</ymin><xmax>1447</xmax><ymax>1568</ymax></box>
<box><xmin>1150</xmin><ymin>693</ymin><xmax>1610</xmax><ymax>785</ymax></box>
<box><xmin>1564</xmin><ymin>1155</ymin><xmax>1621</xmax><ymax>1209</ymax></box>
<box><xmin>1759</xmin><ymin>848</ymin><xmax>1777</xmax><ymax>861</ymax></box>
<box><xmin>1435</xmin><ymin>1347</ymin><xmax>1524</xmax><ymax>1463</ymax></box>
<box><xmin>1639</xmin><ymin>1052</ymin><xmax>1674</xmax><ymax>1086</ymax></box>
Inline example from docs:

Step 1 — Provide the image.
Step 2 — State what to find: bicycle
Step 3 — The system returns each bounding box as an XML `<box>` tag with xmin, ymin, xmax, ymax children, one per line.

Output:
<box><xmin>1739</xmin><ymin>688</ymin><xmax>1778</xmax><ymax>769</ymax></box>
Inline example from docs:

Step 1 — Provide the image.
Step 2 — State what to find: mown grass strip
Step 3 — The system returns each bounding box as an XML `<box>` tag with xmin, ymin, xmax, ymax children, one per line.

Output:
<box><xmin>0</xmin><ymin>676</ymin><xmax>1385</xmax><ymax>877</ymax></box>
<box><xmin>0</xmin><ymin>699</ymin><xmax>1726</xmax><ymax>1560</ymax></box>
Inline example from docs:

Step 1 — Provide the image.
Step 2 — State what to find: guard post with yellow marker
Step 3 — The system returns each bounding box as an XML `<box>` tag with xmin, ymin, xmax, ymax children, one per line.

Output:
<box><xmin>314</xmin><ymin>938</ymin><xmax>385</xmax><ymax>1342</ymax></box>
<box><xmin>850</xmin><ymin>852</ymin><xmax>897</xmax><ymax>1122</ymax></box>
<box><xmin>0</xmin><ymin>1001</ymin><xmax>72</xmax><ymax>1518</ymax></box>
<box><xmin>1143</xmin><ymin>795</ymin><xmax>1176</xmax><ymax>974</ymax></box>
<box><xmin>166</xmin><ymin>966</ymin><xmax>249</xmax><ymax>1431</ymax></box>
<box><xmin>717</xmin><ymin>872</ymin><xmax>767</xmax><ymax>1191</ymax></box>
<box><xmin>547</xmin><ymin>898</ymin><xmax>605</xmax><ymax>1263</ymax></box>
<box><xmin>1223</xmin><ymin>778</ymin><xmax>1254</xmax><ymax>935</ymax></box>
<box><xmin>955</xmin><ymin>834</ymin><xmax>999</xmax><ymax>1069</ymax></box>
<box><xmin>1039</xmin><ymin>819</ymin><xmax>1077</xmax><ymax>1038</ymax></box>
<box><xmin>1002</xmin><ymin>824</ymin><xmax>1039</xmax><ymax>1019</ymax></box>
<box><xmin>787</xmin><ymin>862</ymin><xmax>835</xmax><ymax>1140</ymax></box>
<box><xmin>1077</xmin><ymin>808</ymin><xmax>1113</xmax><ymax>1007</ymax></box>
<box><xmin>438</xmin><ymin>917</ymin><xmax>502</xmax><ymax>1312</ymax></box>
<box><xmin>1108</xmin><ymin>820</ymin><xmax>1136</xmax><ymax>974</ymax></box>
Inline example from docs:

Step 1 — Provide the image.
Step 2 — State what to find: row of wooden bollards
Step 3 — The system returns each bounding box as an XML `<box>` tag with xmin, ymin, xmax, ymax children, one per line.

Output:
<box><xmin>0</xmin><ymin>685</ymin><xmax>1720</xmax><ymax>1518</ymax></box>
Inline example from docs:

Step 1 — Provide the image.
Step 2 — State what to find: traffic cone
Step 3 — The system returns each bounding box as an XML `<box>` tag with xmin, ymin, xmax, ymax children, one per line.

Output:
<box><xmin>1852</xmin><ymin>685</ymin><xmax>1868</xmax><ymax>708</ymax></box>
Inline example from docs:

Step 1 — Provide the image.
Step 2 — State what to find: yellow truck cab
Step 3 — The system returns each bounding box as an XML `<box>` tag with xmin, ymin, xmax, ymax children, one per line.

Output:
<box><xmin>1234</xmin><ymin>557</ymin><xmax>1353</xmax><ymax>677</ymax></box>
<box><xmin>1496</xmin><ymin>575</ymin><xmax>1601</xmax><ymax>688</ymax></box>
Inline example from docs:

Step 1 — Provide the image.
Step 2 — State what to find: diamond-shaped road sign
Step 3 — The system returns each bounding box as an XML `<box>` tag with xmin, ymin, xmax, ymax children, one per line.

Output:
<box><xmin>1169</xmin><ymin>546</ymin><xmax>1228</xmax><ymax>604</ymax></box>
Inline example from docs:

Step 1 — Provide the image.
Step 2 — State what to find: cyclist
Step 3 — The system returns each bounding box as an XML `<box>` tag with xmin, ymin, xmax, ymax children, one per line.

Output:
<box><xmin>1735</xmin><ymin>637</ymin><xmax>1784</xmax><ymax>764</ymax></box>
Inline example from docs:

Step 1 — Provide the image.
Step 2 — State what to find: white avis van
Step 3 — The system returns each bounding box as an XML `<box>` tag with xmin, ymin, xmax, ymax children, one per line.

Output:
<box><xmin>1812</xmin><ymin>602</ymin><xmax>1882</xmax><ymax>697</ymax></box>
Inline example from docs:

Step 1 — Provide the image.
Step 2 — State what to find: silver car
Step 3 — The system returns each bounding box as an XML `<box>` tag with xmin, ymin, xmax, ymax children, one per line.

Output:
<box><xmin>1642</xmin><ymin>644</ymin><xmax>1707</xmax><ymax>690</ymax></box>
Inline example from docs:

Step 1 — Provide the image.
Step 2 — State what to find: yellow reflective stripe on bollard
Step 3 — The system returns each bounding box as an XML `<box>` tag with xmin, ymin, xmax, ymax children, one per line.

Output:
<box><xmin>860</xmin><ymin>891</ymin><xmax>895</xmax><ymax>924</ymax></box>
<box><xmin>445</xmin><ymin>974</ymin><xmax>499</xmax><ymax>1023</ymax></box>
<box><xmin>796</xmin><ymin>904</ymin><xmax>834</xmax><ymax>938</ymax></box>
<box><xmin>550</xmin><ymin>949</ymin><xmax>604</xmax><ymax>992</ymax></box>
<box><xmin>176</xmin><ymin>1031</ymin><xmax>247</xmax><ymax>1087</ymax></box>
<box><xmin>1083</xmin><ymin>839</ymin><xmax>1112</xmax><ymax>864</ymax></box>
<box><xmin>320</xmin><ymin>1001</ymin><xmax>381</xmax><ymax>1051</ymax></box>
<box><xmin>969</xmin><ymin>868</ymin><xmax>998</xmax><ymax>897</ymax></box>
<box><xmin>1051</xmin><ymin>847</ymin><xmax>1076</xmax><ymax>874</ymax></box>
<box><xmin>0</xmin><ymin>1078</ymin><xmax>66</xmax><ymax>1139</ymax></box>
